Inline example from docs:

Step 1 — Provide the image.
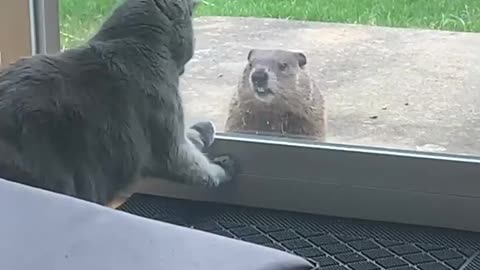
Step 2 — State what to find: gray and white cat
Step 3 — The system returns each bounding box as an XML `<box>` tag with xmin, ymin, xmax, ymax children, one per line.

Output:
<box><xmin>0</xmin><ymin>0</ymin><xmax>236</xmax><ymax>206</ymax></box>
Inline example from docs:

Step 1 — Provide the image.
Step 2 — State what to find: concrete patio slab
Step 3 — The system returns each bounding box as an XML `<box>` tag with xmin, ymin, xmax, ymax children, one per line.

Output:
<box><xmin>181</xmin><ymin>16</ymin><xmax>480</xmax><ymax>156</ymax></box>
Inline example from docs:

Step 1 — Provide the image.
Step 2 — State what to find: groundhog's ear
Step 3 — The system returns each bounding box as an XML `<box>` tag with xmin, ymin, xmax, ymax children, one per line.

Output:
<box><xmin>297</xmin><ymin>52</ymin><xmax>307</xmax><ymax>67</ymax></box>
<box><xmin>247</xmin><ymin>49</ymin><xmax>257</xmax><ymax>62</ymax></box>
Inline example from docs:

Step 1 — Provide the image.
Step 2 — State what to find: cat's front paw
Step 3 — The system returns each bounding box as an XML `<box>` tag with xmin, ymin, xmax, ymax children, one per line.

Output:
<box><xmin>213</xmin><ymin>155</ymin><xmax>237</xmax><ymax>183</ymax></box>
<box><xmin>190</xmin><ymin>121</ymin><xmax>216</xmax><ymax>149</ymax></box>
<box><xmin>199</xmin><ymin>155</ymin><xmax>237</xmax><ymax>187</ymax></box>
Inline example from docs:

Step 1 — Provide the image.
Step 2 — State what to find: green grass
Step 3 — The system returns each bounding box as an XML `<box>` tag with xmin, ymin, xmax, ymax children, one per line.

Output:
<box><xmin>60</xmin><ymin>0</ymin><xmax>120</xmax><ymax>48</ymax></box>
<box><xmin>60</xmin><ymin>0</ymin><xmax>480</xmax><ymax>48</ymax></box>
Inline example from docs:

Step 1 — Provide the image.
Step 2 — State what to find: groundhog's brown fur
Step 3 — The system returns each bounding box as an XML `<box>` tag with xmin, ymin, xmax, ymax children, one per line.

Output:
<box><xmin>225</xmin><ymin>49</ymin><xmax>326</xmax><ymax>141</ymax></box>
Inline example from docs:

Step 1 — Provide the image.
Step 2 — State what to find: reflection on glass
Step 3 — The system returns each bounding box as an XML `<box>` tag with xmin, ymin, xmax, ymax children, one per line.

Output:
<box><xmin>60</xmin><ymin>0</ymin><xmax>480</xmax><ymax>156</ymax></box>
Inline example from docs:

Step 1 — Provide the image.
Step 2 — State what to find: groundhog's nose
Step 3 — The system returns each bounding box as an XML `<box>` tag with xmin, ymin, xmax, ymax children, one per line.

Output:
<box><xmin>251</xmin><ymin>70</ymin><xmax>269</xmax><ymax>85</ymax></box>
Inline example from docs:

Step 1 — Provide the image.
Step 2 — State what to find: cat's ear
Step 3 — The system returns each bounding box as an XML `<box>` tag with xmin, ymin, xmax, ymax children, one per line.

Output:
<box><xmin>192</xmin><ymin>0</ymin><xmax>202</xmax><ymax>10</ymax></box>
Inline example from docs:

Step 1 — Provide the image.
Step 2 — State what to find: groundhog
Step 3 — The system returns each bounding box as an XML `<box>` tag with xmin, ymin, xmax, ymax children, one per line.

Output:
<box><xmin>225</xmin><ymin>49</ymin><xmax>326</xmax><ymax>141</ymax></box>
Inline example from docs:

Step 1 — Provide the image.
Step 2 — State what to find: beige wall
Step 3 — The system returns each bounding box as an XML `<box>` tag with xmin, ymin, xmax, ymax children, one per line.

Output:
<box><xmin>0</xmin><ymin>1</ymin><xmax>32</xmax><ymax>67</ymax></box>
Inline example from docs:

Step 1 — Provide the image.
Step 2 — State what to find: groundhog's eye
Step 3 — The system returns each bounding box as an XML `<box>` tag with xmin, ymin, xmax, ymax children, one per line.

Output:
<box><xmin>279</xmin><ymin>63</ymin><xmax>288</xmax><ymax>71</ymax></box>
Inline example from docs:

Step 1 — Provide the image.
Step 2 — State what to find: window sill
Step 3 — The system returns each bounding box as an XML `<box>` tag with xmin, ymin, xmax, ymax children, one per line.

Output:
<box><xmin>135</xmin><ymin>134</ymin><xmax>480</xmax><ymax>233</ymax></box>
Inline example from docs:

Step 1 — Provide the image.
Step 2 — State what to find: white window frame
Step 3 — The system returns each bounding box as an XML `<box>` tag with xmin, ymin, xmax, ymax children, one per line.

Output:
<box><xmin>29</xmin><ymin>0</ymin><xmax>60</xmax><ymax>55</ymax></box>
<box><xmin>31</xmin><ymin>0</ymin><xmax>480</xmax><ymax>233</ymax></box>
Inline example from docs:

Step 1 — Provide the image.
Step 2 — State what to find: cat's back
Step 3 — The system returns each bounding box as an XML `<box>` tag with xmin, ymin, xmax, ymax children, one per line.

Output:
<box><xmin>0</xmin><ymin>46</ymin><xmax>132</xmax><ymax>122</ymax></box>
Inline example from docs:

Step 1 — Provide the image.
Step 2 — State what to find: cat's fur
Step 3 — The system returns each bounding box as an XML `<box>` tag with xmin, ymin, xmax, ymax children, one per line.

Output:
<box><xmin>0</xmin><ymin>0</ymin><xmax>236</xmax><ymax>206</ymax></box>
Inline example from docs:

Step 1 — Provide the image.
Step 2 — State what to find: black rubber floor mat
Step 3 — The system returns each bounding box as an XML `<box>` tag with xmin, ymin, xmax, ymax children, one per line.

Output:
<box><xmin>118</xmin><ymin>194</ymin><xmax>480</xmax><ymax>270</ymax></box>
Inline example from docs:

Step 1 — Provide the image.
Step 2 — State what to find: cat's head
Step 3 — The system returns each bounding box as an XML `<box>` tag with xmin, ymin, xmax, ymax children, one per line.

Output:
<box><xmin>153</xmin><ymin>0</ymin><xmax>202</xmax><ymax>74</ymax></box>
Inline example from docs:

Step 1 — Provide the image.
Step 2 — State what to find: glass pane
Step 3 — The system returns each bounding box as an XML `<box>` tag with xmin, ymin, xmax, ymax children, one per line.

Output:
<box><xmin>59</xmin><ymin>0</ymin><xmax>480</xmax><ymax>157</ymax></box>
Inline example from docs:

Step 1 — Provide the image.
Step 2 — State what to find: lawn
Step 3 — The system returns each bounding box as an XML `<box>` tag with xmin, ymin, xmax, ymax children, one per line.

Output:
<box><xmin>60</xmin><ymin>0</ymin><xmax>480</xmax><ymax>48</ymax></box>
